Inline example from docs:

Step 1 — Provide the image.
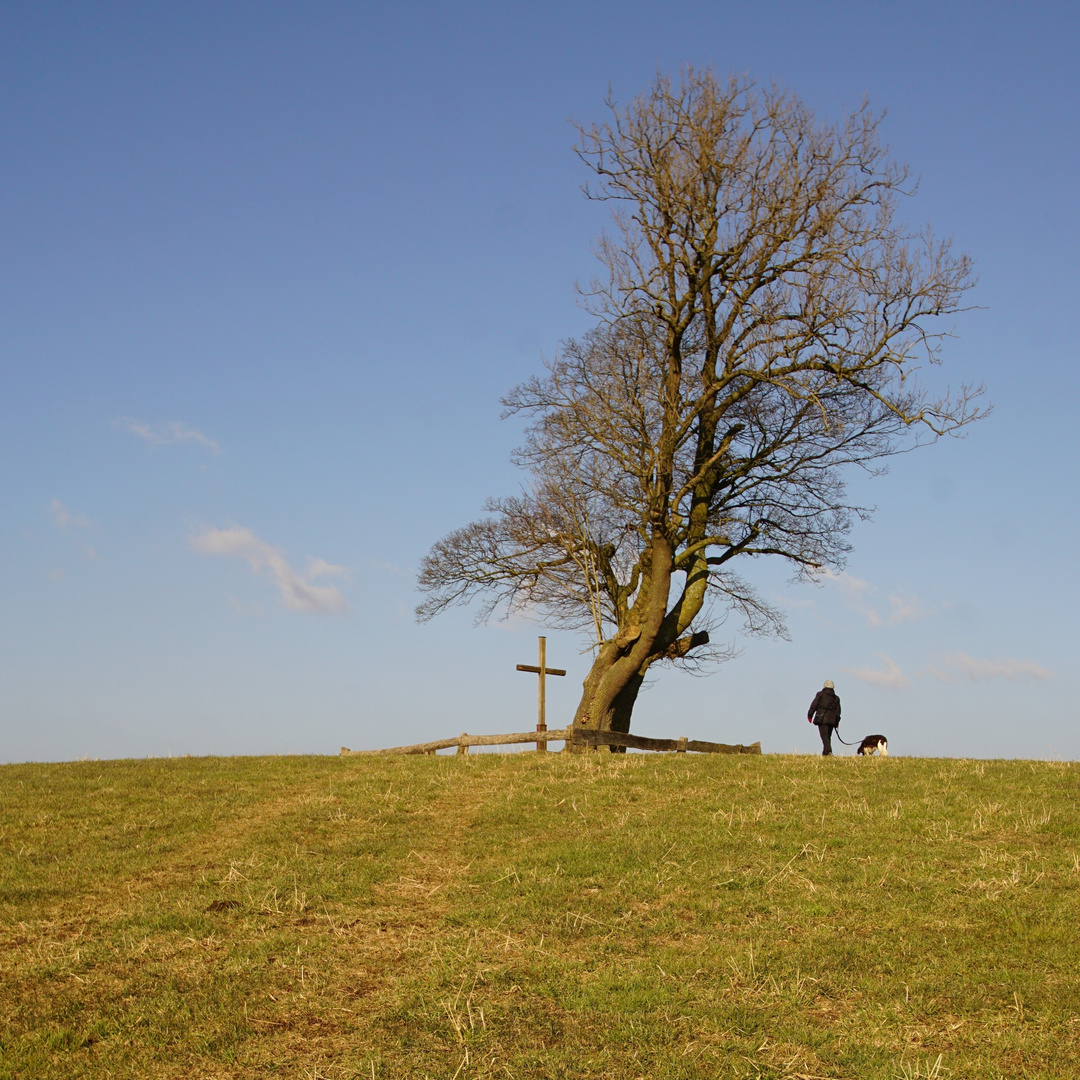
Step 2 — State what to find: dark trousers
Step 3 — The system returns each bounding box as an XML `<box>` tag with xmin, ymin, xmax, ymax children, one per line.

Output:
<box><xmin>817</xmin><ymin>722</ymin><xmax>836</xmax><ymax>756</ymax></box>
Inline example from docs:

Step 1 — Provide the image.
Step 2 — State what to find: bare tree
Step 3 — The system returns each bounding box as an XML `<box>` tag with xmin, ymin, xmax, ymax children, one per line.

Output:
<box><xmin>417</xmin><ymin>71</ymin><xmax>984</xmax><ymax>743</ymax></box>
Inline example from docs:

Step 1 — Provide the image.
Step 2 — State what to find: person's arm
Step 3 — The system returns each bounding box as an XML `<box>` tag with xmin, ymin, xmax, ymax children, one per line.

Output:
<box><xmin>807</xmin><ymin>691</ymin><xmax>821</xmax><ymax>721</ymax></box>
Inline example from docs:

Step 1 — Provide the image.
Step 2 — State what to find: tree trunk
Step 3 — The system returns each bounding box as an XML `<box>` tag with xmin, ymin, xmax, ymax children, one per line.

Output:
<box><xmin>609</xmin><ymin>673</ymin><xmax>645</xmax><ymax>734</ymax></box>
<box><xmin>605</xmin><ymin>671</ymin><xmax>646</xmax><ymax>752</ymax></box>
<box><xmin>569</xmin><ymin>535</ymin><xmax>700</xmax><ymax>750</ymax></box>
<box><xmin>571</xmin><ymin>649</ymin><xmax>648</xmax><ymax>752</ymax></box>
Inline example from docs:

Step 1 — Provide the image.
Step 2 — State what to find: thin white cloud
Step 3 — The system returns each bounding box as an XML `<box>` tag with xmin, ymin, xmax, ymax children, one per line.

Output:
<box><xmin>305</xmin><ymin>557</ymin><xmax>347</xmax><ymax>580</ymax></box>
<box><xmin>884</xmin><ymin>592</ymin><xmax>931</xmax><ymax>624</ymax></box>
<box><xmin>822</xmin><ymin>571</ymin><xmax>931</xmax><ymax>626</ymax></box>
<box><xmin>226</xmin><ymin>592</ymin><xmax>264</xmax><ymax>617</ymax></box>
<box><xmin>51</xmin><ymin>498</ymin><xmax>92</xmax><ymax>530</ymax></box>
<box><xmin>359</xmin><ymin>553</ymin><xmax>412</xmax><ymax>577</ymax></box>
<box><xmin>190</xmin><ymin>525</ymin><xmax>348</xmax><ymax>613</ymax></box>
<box><xmin>844</xmin><ymin>653</ymin><xmax>909</xmax><ymax>689</ymax></box>
<box><xmin>932</xmin><ymin>652</ymin><xmax>1052</xmax><ymax>683</ymax></box>
<box><xmin>821</xmin><ymin>569</ymin><xmax>868</xmax><ymax>596</ymax></box>
<box><xmin>490</xmin><ymin>609</ymin><xmax>543</xmax><ymax>633</ymax></box>
<box><xmin>118</xmin><ymin>419</ymin><xmax>220</xmax><ymax>453</ymax></box>
<box><xmin>822</xmin><ymin>571</ymin><xmax>880</xmax><ymax>625</ymax></box>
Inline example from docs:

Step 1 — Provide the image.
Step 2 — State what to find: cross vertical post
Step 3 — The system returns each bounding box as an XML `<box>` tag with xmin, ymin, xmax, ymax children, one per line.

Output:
<box><xmin>515</xmin><ymin>636</ymin><xmax>566</xmax><ymax>752</ymax></box>
<box><xmin>537</xmin><ymin>636</ymin><xmax>547</xmax><ymax>751</ymax></box>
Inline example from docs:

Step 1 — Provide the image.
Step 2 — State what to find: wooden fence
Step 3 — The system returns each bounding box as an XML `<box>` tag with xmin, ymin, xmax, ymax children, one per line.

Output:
<box><xmin>340</xmin><ymin>727</ymin><xmax>760</xmax><ymax>757</ymax></box>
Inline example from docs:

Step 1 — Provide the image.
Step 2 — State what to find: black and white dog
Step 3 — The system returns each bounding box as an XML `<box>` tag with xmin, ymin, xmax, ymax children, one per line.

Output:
<box><xmin>856</xmin><ymin>734</ymin><xmax>888</xmax><ymax>757</ymax></box>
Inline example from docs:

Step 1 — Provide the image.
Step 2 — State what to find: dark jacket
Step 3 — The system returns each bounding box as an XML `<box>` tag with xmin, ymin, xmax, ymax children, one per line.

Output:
<box><xmin>808</xmin><ymin>688</ymin><xmax>841</xmax><ymax>726</ymax></box>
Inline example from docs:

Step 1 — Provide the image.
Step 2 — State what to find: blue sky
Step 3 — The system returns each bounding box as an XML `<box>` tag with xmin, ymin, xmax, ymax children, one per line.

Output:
<box><xmin>2</xmin><ymin>1</ymin><xmax>1077</xmax><ymax>762</ymax></box>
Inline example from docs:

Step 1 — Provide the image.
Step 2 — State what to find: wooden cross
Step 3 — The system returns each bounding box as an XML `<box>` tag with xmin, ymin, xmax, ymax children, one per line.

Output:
<box><xmin>516</xmin><ymin>636</ymin><xmax>566</xmax><ymax>752</ymax></box>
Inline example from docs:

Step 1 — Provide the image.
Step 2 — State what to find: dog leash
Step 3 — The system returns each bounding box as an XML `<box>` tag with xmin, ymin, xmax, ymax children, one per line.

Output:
<box><xmin>809</xmin><ymin>714</ymin><xmax>864</xmax><ymax>748</ymax></box>
<box><xmin>831</xmin><ymin>727</ymin><xmax>859</xmax><ymax>747</ymax></box>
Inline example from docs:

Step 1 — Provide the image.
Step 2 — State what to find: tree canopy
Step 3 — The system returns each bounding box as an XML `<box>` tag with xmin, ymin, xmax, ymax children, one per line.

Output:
<box><xmin>418</xmin><ymin>71</ymin><xmax>983</xmax><ymax>738</ymax></box>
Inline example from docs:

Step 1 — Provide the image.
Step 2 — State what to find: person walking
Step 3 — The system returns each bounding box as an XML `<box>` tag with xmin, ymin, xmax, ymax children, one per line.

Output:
<box><xmin>807</xmin><ymin>680</ymin><xmax>841</xmax><ymax>756</ymax></box>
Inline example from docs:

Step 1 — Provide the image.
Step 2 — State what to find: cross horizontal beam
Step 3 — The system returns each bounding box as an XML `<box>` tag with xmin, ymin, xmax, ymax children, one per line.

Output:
<box><xmin>515</xmin><ymin>664</ymin><xmax>566</xmax><ymax>676</ymax></box>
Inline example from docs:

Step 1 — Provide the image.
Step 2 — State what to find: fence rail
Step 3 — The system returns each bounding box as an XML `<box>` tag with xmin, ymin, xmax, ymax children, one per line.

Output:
<box><xmin>340</xmin><ymin>727</ymin><xmax>760</xmax><ymax>757</ymax></box>
<box><xmin>340</xmin><ymin>728</ymin><xmax>571</xmax><ymax>756</ymax></box>
<box><xmin>572</xmin><ymin>729</ymin><xmax>761</xmax><ymax>755</ymax></box>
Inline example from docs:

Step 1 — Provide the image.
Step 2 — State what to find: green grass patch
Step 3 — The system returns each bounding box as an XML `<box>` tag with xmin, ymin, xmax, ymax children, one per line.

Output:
<box><xmin>2</xmin><ymin>752</ymin><xmax>1079</xmax><ymax>1077</ymax></box>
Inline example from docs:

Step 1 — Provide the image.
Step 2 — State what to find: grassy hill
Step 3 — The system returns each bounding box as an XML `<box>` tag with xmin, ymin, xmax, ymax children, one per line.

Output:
<box><xmin>2</xmin><ymin>750</ymin><xmax>1079</xmax><ymax>1078</ymax></box>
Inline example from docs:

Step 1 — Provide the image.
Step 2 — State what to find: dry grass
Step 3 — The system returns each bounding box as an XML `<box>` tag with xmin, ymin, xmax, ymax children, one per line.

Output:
<box><xmin>2</xmin><ymin>752</ymin><xmax>1080</xmax><ymax>1077</ymax></box>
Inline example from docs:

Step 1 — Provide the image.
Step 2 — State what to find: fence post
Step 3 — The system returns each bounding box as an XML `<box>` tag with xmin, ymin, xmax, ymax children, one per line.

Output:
<box><xmin>457</xmin><ymin>733</ymin><xmax>469</xmax><ymax>756</ymax></box>
<box><xmin>677</xmin><ymin>737</ymin><xmax>688</xmax><ymax>753</ymax></box>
